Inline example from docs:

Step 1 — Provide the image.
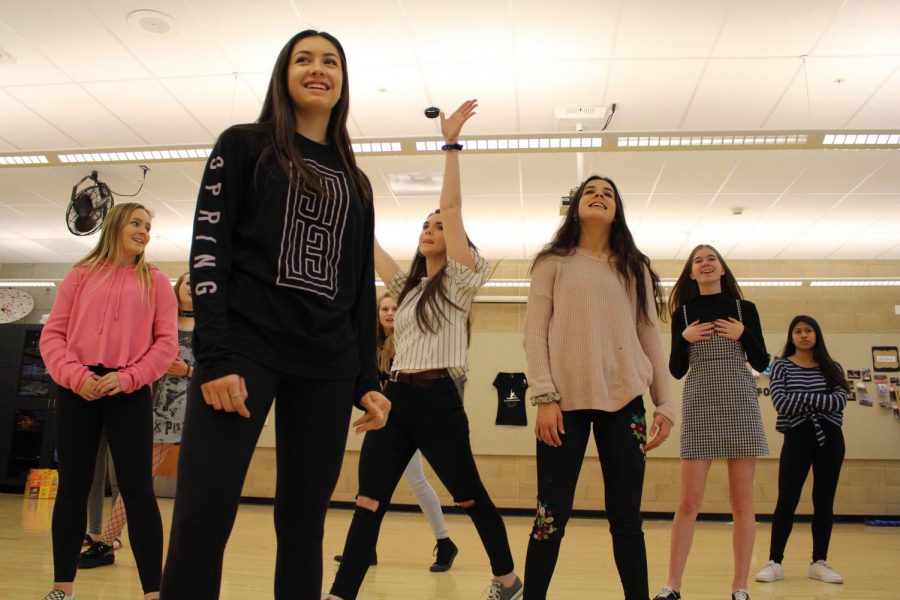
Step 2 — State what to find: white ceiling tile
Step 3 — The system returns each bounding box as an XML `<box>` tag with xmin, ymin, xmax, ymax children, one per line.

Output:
<box><xmin>82</xmin><ymin>80</ymin><xmax>214</xmax><ymax>144</ymax></box>
<box><xmin>720</xmin><ymin>152</ymin><xmax>810</xmax><ymax>193</ymax></box>
<box><xmin>160</xmin><ymin>76</ymin><xmax>262</xmax><ymax>138</ymax></box>
<box><xmin>85</xmin><ymin>0</ymin><xmax>235</xmax><ymax>78</ymax></box>
<box><xmin>613</xmin><ymin>0</ymin><xmax>732</xmax><ymax>59</ymax></box>
<box><xmin>5</xmin><ymin>84</ymin><xmax>147</xmax><ymax>147</ymax></box>
<box><xmin>712</xmin><ymin>0</ymin><xmax>842</xmax><ymax>57</ymax></box>
<box><xmin>765</xmin><ymin>57</ymin><xmax>899</xmax><ymax>129</ymax></box>
<box><xmin>0</xmin><ymin>21</ymin><xmax>70</xmax><ymax>85</ymax></box>
<box><xmin>643</xmin><ymin>193</ymin><xmax>715</xmax><ymax>228</ymax></box>
<box><xmin>682</xmin><ymin>58</ymin><xmax>799</xmax><ymax>130</ymax></box>
<box><xmin>519</xmin><ymin>154</ymin><xmax>577</xmax><ymax>195</ymax></box>
<box><xmin>727</xmin><ymin>228</ymin><xmax>796</xmax><ymax>259</ymax></box>
<box><xmin>586</xmin><ymin>153</ymin><xmax>668</xmax><ymax>194</ymax></box>
<box><xmin>0</xmin><ymin>237</ymin><xmax>69</xmax><ymax>262</ymax></box>
<box><xmin>787</xmin><ymin>151</ymin><xmax>888</xmax><ymax>193</ymax></box>
<box><xmin>779</xmin><ymin>231</ymin><xmax>859</xmax><ymax>260</ymax></box>
<box><xmin>604</xmin><ymin>59</ymin><xmax>706</xmax><ymax>131</ymax></box>
<box><xmin>2</xmin><ymin>0</ymin><xmax>152</xmax><ymax>81</ymax></box>
<box><xmin>821</xmin><ymin>194</ymin><xmax>900</xmax><ymax>227</ymax></box>
<box><xmin>652</xmin><ymin>152</ymin><xmax>740</xmax><ymax>193</ymax></box>
<box><xmin>511</xmin><ymin>0</ymin><xmax>619</xmax><ymax>60</ymax></box>
<box><xmin>632</xmin><ymin>229</ymin><xmax>689</xmax><ymax>261</ymax></box>
<box><xmin>815</xmin><ymin>0</ymin><xmax>900</xmax><ymax>55</ymax></box>
<box><xmin>404</xmin><ymin>0</ymin><xmax>515</xmax><ymax>64</ymax></box>
<box><xmin>515</xmin><ymin>60</ymin><xmax>611</xmax><ymax>132</ymax></box>
<box><xmin>0</xmin><ymin>90</ymin><xmax>79</xmax><ymax>149</ymax></box>
<box><xmin>827</xmin><ymin>232</ymin><xmax>900</xmax><ymax>259</ymax></box>
<box><xmin>291</xmin><ymin>0</ymin><xmax>416</xmax><ymax>68</ymax></box>
<box><xmin>522</xmin><ymin>194</ymin><xmax>564</xmax><ymax>258</ymax></box>
<box><xmin>345</xmin><ymin>65</ymin><xmax>431</xmax><ymax>137</ymax></box>
<box><xmin>846</xmin><ymin>65</ymin><xmax>900</xmax><ymax>129</ymax></box>
<box><xmin>422</xmin><ymin>65</ymin><xmax>518</xmax><ymax>133</ymax></box>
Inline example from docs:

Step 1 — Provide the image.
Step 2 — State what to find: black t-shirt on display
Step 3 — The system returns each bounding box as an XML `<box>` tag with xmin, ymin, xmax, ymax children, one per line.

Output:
<box><xmin>493</xmin><ymin>372</ymin><xmax>528</xmax><ymax>426</ymax></box>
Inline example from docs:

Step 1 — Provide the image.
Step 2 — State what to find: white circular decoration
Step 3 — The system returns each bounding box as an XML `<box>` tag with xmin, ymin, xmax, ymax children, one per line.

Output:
<box><xmin>0</xmin><ymin>289</ymin><xmax>35</xmax><ymax>323</ymax></box>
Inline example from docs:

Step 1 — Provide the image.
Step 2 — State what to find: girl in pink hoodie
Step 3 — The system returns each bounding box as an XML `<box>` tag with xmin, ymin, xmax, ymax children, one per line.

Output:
<box><xmin>40</xmin><ymin>202</ymin><xmax>177</xmax><ymax>600</ymax></box>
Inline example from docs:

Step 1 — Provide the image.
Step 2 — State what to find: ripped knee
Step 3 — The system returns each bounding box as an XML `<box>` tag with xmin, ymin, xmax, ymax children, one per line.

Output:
<box><xmin>530</xmin><ymin>500</ymin><xmax>563</xmax><ymax>542</ymax></box>
<box><xmin>356</xmin><ymin>495</ymin><xmax>379</xmax><ymax>512</ymax></box>
<box><xmin>455</xmin><ymin>499</ymin><xmax>475</xmax><ymax>509</ymax></box>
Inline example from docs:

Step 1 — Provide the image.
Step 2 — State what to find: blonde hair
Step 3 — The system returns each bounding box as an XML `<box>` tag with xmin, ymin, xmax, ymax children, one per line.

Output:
<box><xmin>173</xmin><ymin>272</ymin><xmax>190</xmax><ymax>310</ymax></box>
<box><xmin>74</xmin><ymin>202</ymin><xmax>155</xmax><ymax>305</ymax></box>
<box><xmin>376</xmin><ymin>294</ymin><xmax>396</xmax><ymax>374</ymax></box>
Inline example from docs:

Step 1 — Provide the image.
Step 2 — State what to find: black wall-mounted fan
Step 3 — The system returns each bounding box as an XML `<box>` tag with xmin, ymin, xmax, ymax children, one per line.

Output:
<box><xmin>66</xmin><ymin>171</ymin><xmax>114</xmax><ymax>236</ymax></box>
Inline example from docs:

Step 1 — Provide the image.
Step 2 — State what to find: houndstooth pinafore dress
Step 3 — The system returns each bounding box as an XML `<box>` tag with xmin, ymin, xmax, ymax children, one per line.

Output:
<box><xmin>679</xmin><ymin>299</ymin><xmax>768</xmax><ymax>459</ymax></box>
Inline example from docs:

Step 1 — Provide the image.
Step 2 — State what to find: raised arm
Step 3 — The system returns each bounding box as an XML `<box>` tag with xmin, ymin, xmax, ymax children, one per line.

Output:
<box><xmin>373</xmin><ymin>236</ymin><xmax>400</xmax><ymax>285</ymax></box>
<box><xmin>439</xmin><ymin>99</ymin><xmax>478</xmax><ymax>270</ymax></box>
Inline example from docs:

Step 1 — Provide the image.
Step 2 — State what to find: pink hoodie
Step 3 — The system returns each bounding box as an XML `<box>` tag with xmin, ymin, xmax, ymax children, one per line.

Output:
<box><xmin>40</xmin><ymin>264</ymin><xmax>178</xmax><ymax>394</ymax></box>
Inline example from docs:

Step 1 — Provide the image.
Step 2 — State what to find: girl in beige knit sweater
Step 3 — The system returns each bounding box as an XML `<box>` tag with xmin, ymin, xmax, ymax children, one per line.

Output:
<box><xmin>523</xmin><ymin>175</ymin><xmax>675</xmax><ymax>600</ymax></box>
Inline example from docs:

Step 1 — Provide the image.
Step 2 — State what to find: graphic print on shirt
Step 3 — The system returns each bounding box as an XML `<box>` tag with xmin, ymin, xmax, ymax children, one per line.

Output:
<box><xmin>493</xmin><ymin>372</ymin><xmax>528</xmax><ymax>426</ymax></box>
<box><xmin>276</xmin><ymin>160</ymin><xmax>349</xmax><ymax>299</ymax></box>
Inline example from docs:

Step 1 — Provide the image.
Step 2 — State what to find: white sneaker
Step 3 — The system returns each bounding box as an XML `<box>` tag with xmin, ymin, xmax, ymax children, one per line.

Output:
<box><xmin>808</xmin><ymin>560</ymin><xmax>844</xmax><ymax>583</ymax></box>
<box><xmin>755</xmin><ymin>560</ymin><xmax>785</xmax><ymax>582</ymax></box>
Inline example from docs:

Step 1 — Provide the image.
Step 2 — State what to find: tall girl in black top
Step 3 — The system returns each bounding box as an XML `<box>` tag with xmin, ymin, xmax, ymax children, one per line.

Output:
<box><xmin>755</xmin><ymin>315</ymin><xmax>847</xmax><ymax>585</ymax></box>
<box><xmin>160</xmin><ymin>30</ymin><xmax>390</xmax><ymax>600</ymax></box>
<box><xmin>655</xmin><ymin>244</ymin><xmax>769</xmax><ymax>600</ymax></box>
<box><xmin>326</xmin><ymin>101</ymin><xmax>523</xmax><ymax>600</ymax></box>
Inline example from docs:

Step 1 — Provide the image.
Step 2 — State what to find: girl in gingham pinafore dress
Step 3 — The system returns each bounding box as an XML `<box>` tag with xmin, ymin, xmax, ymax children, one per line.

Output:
<box><xmin>680</xmin><ymin>300</ymin><xmax>768</xmax><ymax>459</ymax></box>
<box><xmin>653</xmin><ymin>244</ymin><xmax>771</xmax><ymax>600</ymax></box>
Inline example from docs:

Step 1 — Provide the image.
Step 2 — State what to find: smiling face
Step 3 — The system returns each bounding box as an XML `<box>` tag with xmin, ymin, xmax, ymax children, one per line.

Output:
<box><xmin>791</xmin><ymin>321</ymin><xmax>817</xmax><ymax>352</ymax></box>
<box><xmin>119</xmin><ymin>208</ymin><xmax>151</xmax><ymax>260</ymax></box>
<box><xmin>176</xmin><ymin>274</ymin><xmax>192</xmax><ymax>310</ymax></box>
<box><xmin>689</xmin><ymin>246</ymin><xmax>726</xmax><ymax>285</ymax></box>
<box><xmin>576</xmin><ymin>178</ymin><xmax>617</xmax><ymax>225</ymax></box>
<box><xmin>418</xmin><ymin>212</ymin><xmax>446</xmax><ymax>258</ymax></box>
<box><xmin>286</xmin><ymin>35</ymin><xmax>343</xmax><ymax>120</ymax></box>
<box><xmin>378</xmin><ymin>296</ymin><xmax>398</xmax><ymax>332</ymax></box>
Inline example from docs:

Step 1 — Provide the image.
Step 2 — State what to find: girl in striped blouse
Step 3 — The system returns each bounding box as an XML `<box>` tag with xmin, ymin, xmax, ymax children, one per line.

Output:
<box><xmin>326</xmin><ymin>100</ymin><xmax>523</xmax><ymax>600</ymax></box>
<box><xmin>755</xmin><ymin>315</ymin><xmax>848</xmax><ymax>585</ymax></box>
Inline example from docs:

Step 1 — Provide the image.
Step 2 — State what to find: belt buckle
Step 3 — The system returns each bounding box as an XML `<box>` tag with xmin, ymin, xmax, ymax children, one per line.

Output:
<box><xmin>389</xmin><ymin>371</ymin><xmax>399</xmax><ymax>382</ymax></box>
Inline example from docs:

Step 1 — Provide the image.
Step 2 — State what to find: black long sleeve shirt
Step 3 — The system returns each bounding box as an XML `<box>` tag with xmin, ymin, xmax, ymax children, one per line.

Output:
<box><xmin>669</xmin><ymin>293</ymin><xmax>769</xmax><ymax>379</ymax></box>
<box><xmin>189</xmin><ymin>124</ymin><xmax>379</xmax><ymax>402</ymax></box>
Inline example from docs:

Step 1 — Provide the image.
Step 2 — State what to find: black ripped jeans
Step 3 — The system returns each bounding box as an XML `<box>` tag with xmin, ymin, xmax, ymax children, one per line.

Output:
<box><xmin>524</xmin><ymin>397</ymin><xmax>650</xmax><ymax>600</ymax></box>
<box><xmin>329</xmin><ymin>378</ymin><xmax>514</xmax><ymax>600</ymax></box>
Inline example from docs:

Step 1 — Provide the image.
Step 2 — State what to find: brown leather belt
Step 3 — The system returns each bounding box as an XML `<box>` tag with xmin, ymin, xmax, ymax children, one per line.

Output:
<box><xmin>389</xmin><ymin>368</ymin><xmax>450</xmax><ymax>387</ymax></box>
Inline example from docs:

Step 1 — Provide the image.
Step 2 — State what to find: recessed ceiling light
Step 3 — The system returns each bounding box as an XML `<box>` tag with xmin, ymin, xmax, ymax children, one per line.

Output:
<box><xmin>126</xmin><ymin>10</ymin><xmax>179</xmax><ymax>38</ymax></box>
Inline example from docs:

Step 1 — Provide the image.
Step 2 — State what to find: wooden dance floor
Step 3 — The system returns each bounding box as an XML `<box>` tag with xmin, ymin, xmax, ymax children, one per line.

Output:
<box><xmin>1</xmin><ymin>494</ymin><xmax>896</xmax><ymax>599</ymax></box>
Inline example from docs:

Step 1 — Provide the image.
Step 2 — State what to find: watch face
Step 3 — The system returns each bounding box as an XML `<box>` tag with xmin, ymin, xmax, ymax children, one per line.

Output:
<box><xmin>0</xmin><ymin>289</ymin><xmax>35</xmax><ymax>324</ymax></box>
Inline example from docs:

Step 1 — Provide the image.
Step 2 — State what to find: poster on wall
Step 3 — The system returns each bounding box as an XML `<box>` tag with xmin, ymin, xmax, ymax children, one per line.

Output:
<box><xmin>847</xmin><ymin>369</ymin><xmax>861</xmax><ymax>380</ymax></box>
<box><xmin>862</xmin><ymin>368</ymin><xmax>872</xmax><ymax>382</ymax></box>
<box><xmin>872</xmin><ymin>346</ymin><xmax>900</xmax><ymax>372</ymax></box>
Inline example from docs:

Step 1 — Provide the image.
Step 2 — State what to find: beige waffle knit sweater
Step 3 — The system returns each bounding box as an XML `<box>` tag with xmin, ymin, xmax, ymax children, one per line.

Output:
<box><xmin>523</xmin><ymin>250</ymin><xmax>676</xmax><ymax>423</ymax></box>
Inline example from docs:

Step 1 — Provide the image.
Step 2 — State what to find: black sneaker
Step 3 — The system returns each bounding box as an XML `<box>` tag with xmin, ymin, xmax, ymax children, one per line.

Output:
<box><xmin>653</xmin><ymin>587</ymin><xmax>681</xmax><ymax>600</ymax></box>
<box><xmin>333</xmin><ymin>551</ymin><xmax>377</xmax><ymax>566</ymax></box>
<box><xmin>78</xmin><ymin>541</ymin><xmax>114</xmax><ymax>568</ymax></box>
<box><xmin>429</xmin><ymin>537</ymin><xmax>458</xmax><ymax>572</ymax></box>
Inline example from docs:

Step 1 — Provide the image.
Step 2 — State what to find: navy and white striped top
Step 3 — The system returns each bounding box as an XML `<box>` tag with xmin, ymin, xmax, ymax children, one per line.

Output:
<box><xmin>769</xmin><ymin>357</ymin><xmax>846</xmax><ymax>445</ymax></box>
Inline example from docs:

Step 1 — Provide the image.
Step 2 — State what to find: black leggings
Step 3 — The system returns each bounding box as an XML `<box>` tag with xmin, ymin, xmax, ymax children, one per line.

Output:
<box><xmin>53</xmin><ymin>376</ymin><xmax>162</xmax><ymax>593</ymax></box>
<box><xmin>769</xmin><ymin>420</ymin><xmax>845</xmax><ymax>563</ymax></box>
<box><xmin>524</xmin><ymin>398</ymin><xmax>649</xmax><ymax>600</ymax></box>
<box><xmin>329</xmin><ymin>378</ymin><xmax>514</xmax><ymax>600</ymax></box>
<box><xmin>160</xmin><ymin>356</ymin><xmax>355</xmax><ymax>600</ymax></box>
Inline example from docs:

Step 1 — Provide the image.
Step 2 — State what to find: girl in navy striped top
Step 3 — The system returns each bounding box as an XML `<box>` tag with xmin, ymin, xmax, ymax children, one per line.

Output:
<box><xmin>755</xmin><ymin>315</ymin><xmax>848</xmax><ymax>585</ymax></box>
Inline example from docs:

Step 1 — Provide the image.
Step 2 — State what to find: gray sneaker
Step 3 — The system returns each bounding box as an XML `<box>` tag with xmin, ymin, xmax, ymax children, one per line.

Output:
<box><xmin>487</xmin><ymin>576</ymin><xmax>523</xmax><ymax>600</ymax></box>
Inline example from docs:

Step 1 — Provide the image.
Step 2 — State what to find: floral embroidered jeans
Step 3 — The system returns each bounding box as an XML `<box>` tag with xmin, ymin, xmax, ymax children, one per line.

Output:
<box><xmin>524</xmin><ymin>396</ymin><xmax>650</xmax><ymax>600</ymax></box>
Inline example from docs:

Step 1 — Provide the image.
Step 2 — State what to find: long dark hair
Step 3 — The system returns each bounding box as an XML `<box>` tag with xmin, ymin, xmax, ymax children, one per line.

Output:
<box><xmin>532</xmin><ymin>175</ymin><xmax>664</xmax><ymax>323</ymax></box>
<box><xmin>781</xmin><ymin>315</ymin><xmax>848</xmax><ymax>391</ymax></box>
<box><xmin>397</xmin><ymin>209</ymin><xmax>479</xmax><ymax>334</ymax></box>
<box><xmin>668</xmin><ymin>244</ymin><xmax>743</xmax><ymax>316</ymax></box>
<box><xmin>255</xmin><ymin>30</ymin><xmax>371</xmax><ymax>203</ymax></box>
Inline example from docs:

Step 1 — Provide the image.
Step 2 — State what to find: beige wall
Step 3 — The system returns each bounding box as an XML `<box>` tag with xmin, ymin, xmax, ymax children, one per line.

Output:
<box><xmin>6</xmin><ymin>259</ymin><xmax>900</xmax><ymax>513</ymax></box>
